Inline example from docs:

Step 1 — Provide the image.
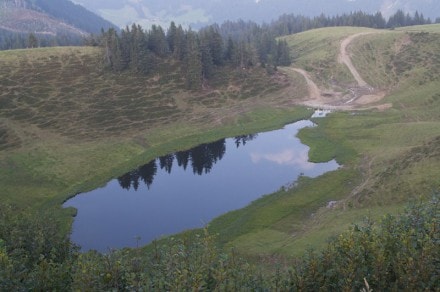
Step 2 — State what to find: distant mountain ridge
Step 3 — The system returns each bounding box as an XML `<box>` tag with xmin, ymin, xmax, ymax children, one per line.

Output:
<box><xmin>0</xmin><ymin>0</ymin><xmax>117</xmax><ymax>36</ymax></box>
<box><xmin>1</xmin><ymin>4</ymin><xmax>85</xmax><ymax>38</ymax></box>
<box><xmin>71</xmin><ymin>0</ymin><xmax>440</xmax><ymax>28</ymax></box>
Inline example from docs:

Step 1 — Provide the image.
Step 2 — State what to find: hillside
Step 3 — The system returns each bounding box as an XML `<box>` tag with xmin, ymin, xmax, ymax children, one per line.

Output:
<box><xmin>0</xmin><ymin>0</ymin><xmax>117</xmax><ymax>49</ymax></box>
<box><xmin>0</xmin><ymin>24</ymin><xmax>439</xmax><ymax>289</ymax></box>
<box><xmin>0</xmin><ymin>45</ymin><xmax>304</xmax><ymax>209</ymax></box>
<box><xmin>0</xmin><ymin>0</ymin><xmax>116</xmax><ymax>34</ymax></box>
<box><xmin>0</xmin><ymin>3</ymin><xmax>85</xmax><ymax>37</ymax></box>
<box><xmin>27</xmin><ymin>0</ymin><xmax>118</xmax><ymax>34</ymax></box>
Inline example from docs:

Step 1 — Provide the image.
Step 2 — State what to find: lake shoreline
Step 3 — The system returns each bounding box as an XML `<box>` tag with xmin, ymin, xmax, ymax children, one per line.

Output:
<box><xmin>65</xmin><ymin>115</ymin><xmax>339</xmax><ymax>252</ymax></box>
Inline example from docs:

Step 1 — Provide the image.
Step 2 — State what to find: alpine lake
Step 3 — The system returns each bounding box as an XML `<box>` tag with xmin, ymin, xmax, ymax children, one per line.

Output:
<box><xmin>64</xmin><ymin>110</ymin><xmax>338</xmax><ymax>252</ymax></box>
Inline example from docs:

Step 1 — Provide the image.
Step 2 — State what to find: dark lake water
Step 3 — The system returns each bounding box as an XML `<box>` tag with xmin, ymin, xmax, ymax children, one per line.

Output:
<box><xmin>64</xmin><ymin>119</ymin><xmax>339</xmax><ymax>252</ymax></box>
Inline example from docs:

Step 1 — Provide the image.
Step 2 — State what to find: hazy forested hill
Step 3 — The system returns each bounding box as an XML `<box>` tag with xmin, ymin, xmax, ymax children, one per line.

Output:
<box><xmin>0</xmin><ymin>0</ymin><xmax>116</xmax><ymax>34</ymax></box>
<box><xmin>0</xmin><ymin>0</ymin><xmax>117</xmax><ymax>49</ymax></box>
<box><xmin>29</xmin><ymin>0</ymin><xmax>117</xmax><ymax>34</ymax></box>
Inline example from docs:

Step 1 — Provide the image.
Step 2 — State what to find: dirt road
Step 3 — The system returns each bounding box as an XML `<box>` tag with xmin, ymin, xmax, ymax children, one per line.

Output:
<box><xmin>291</xmin><ymin>68</ymin><xmax>321</xmax><ymax>100</ymax></box>
<box><xmin>338</xmin><ymin>32</ymin><xmax>374</xmax><ymax>87</ymax></box>
<box><xmin>286</xmin><ymin>31</ymin><xmax>389</xmax><ymax>110</ymax></box>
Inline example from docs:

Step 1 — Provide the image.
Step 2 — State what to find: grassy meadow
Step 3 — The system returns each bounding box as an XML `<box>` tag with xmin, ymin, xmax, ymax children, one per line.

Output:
<box><xmin>0</xmin><ymin>24</ymin><xmax>439</xmax><ymax>261</ymax></box>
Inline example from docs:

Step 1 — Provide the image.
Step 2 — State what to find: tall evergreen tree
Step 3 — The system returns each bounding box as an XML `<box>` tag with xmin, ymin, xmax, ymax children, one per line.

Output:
<box><xmin>148</xmin><ymin>25</ymin><xmax>168</xmax><ymax>57</ymax></box>
<box><xmin>27</xmin><ymin>33</ymin><xmax>38</xmax><ymax>48</ymax></box>
<box><xmin>200</xmin><ymin>36</ymin><xmax>214</xmax><ymax>79</ymax></box>
<box><xmin>167</xmin><ymin>21</ymin><xmax>178</xmax><ymax>54</ymax></box>
<box><xmin>174</xmin><ymin>24</ymin><xmax>186</xmax><ymax>61</ymax></box>
<box><xmin>131</xmin><ymin>24</ymin><xmax>150</xmax><ymax>74</ymax></box>
<box><xmin>276</xmin><ymin>39</ymin><xmax>291</xmax><ymax>66</ymax></box>
<box><xmin>102</xmin><ymin>28</ymin><xmax>121</xmax><ymax>69</ymax></box>
<box><xmin>204</xmin><ymin>26</ymin><xmax>224</xmax><ymax>66</ymax></box>
<box><xmin>224</xmin><ymin>37</ymin><xmax>235</xmax><ymax>63</ymax></box>
<box><xmin>118</xmin><ymin>28</ymin><xmax>131</xmax><ymax>71</ymax></box>
<box><xmin>184</xmin><ymin>30</ymin><xmax>202</xmax><ymax>89</ymax></box>
<box><xmin>388</xmin><ymin>10</ymin><xmax>407</xmax><ymax>28</ymax></box>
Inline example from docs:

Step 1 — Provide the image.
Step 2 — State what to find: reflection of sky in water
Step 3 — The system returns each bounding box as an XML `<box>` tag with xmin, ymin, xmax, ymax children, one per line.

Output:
<box><xmin>64</xmin><ymin>119</ymin><xmax>339</xmax><ymax>252</ymax></box>
<box><xmin>251</xmin><ymin>149</ymin><xmax>313</xmax><ymax>169</ymax></box>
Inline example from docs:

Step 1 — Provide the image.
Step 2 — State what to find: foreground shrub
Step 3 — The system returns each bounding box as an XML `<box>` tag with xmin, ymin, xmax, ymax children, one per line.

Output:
<box><xmin>1</xmin><ymin>195</ymin><xmax>438</xmax><ymax>290</ymax></box>
<box><xmin>290</xmin><ymin>195</ymin><xmax>439</xmax><ymax>291</ymax></box>
<box><xmin>72</xmin><ymin>230</ymin><xmax>264</xmax><ymax>290</ymax></box>
<box><xmin>0</xmin><ymin>205</ymin><xmax>77</xmax><ymax>291</ymax></box>
<box><xmin>71</xmin><ymin>195</ymin><xmax>439</xmax><ymax>291</ymax></box>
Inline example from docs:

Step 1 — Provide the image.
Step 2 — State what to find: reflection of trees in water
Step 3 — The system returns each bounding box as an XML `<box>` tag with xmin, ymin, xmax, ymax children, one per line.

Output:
<box><xmin>234</xmin><ymin>134</ymin><xmax>257</xmax><ymax>148</ymax></box>
<box><xmin>175</xmin><ymin>150</ymin><xmax>190</xmax><ymax>170</ymax></box>
<box><xmin>159</xmin><ymin>154</ymin><xmax>174</xmax><ymax>173</ymax></box>
<box><xmin>117</xmin><ymin>135</ymin><xmax>255</xmax><ymax>191</ymax></box>
<box><xmin>138</xmin><ymin>160</ymin><xmax>157</xmax><ymax>189</ymax></box>
<box><xmin>117</xmin><ymin>160</ymin><xmax>157</xmax><ymax>191</ymax></box>
<box><xmin>190</xmin><ymin>140</ymin><xmax>226</xmax><ymax>175</ymax></box>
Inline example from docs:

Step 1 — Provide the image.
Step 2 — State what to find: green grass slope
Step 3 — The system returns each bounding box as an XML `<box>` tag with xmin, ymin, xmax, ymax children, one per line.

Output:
<box><xmin>208</xmin><ymin>25</ymin><xmax>440</xmax><ymax>257</ymax></box>
<box><xmin>283</xmin><ymin>26</ymin><xmax>377</xmax><ymax>88</ymax></box>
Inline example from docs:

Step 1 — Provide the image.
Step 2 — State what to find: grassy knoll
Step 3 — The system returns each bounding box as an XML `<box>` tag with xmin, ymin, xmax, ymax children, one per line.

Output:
<box><xmin>0</xmin><ymin>46</ymin><xmax>309</xmax><ymax>215</ymax></box>
<box><xmin>206</xmin><ymin>26</ymin><xmax>439</xmax><ymax>257</ymax></box>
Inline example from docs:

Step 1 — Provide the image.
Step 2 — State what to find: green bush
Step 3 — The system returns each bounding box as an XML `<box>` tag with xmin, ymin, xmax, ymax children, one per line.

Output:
<box><xmin>71</xmin><ymin>230</ymin><xmax>262</xmax><ymax>291</ymax></box>
<box><xmin>289</xmin><ymin>195</ymin><xmax>439</xmax><ymax>291</ymax></box>
<box><xmin>0</xmin><ymin>204</ymin><xmax>77</xmax><ymax>291</ymax></box>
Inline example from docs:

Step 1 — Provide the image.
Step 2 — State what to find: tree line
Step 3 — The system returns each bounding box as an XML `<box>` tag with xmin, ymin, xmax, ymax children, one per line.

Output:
<box><xmin>1</xmin><ymin>9</ymin><xmax>436</xmax><ymax>53</ymax></box>
<box><xmin>267</xmin><ymin>10</ymin><xmax>434</xmax><ymax>37</ymax></box>
<box><xmin>0</xmin><ymin>29</ymin><xmax>84</xmax><ymax>50</ymax></box>
<box><xmin>100</xmin><ymin>22</ymin><xmax>291</xmax><ymax>89</ymax></box>
<box><xmin>99</xmin><ymin>9</ymin><xmax>436</xmax><ymax>89</ymax></box>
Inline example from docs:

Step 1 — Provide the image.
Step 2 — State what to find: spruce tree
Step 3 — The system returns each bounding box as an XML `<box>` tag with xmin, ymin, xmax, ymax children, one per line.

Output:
<box><xmin>167</xmin><ymin>21</ymin><xmax>177</xmax><ymax>54</ymax></box>
<box><xmin>184</xmin><ymin>30</ymin><xmax>202</xmax><ymax>89</ymax></box>
<box><xmin>27</xmin><ymin>33</ymin><xmax>38</xmax><ymax>48</ymax></box>
<box><xmin>200</xmin><ymin>34</ymin><xmax>214</xmax><ymax>79</ymax></box>
<box><xmin>224</xmin><ymin>37</ymin><xmax>235</xmax><ymax>63</ymax></box>
<box><xmin>148</xmin><ymin>25</ymin><xmax>168</xmax><ymax>57</ymax></box>
<box><xmin>276</xmin><ymin>40</ymin><xmax>291</xmax><ymax>66</ymax></box>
